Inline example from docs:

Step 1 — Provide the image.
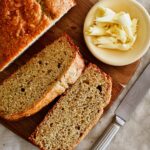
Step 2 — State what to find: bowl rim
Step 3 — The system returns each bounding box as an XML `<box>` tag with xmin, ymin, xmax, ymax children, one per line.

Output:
<box><xmin>83</xmin><ymin>0</ymin><xmax>150</xmax><ymax>66</ymax></box>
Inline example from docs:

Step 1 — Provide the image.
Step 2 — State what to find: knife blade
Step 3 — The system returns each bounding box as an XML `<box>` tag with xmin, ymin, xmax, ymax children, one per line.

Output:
<box><xmin>115</xmin><ymin>63</ymin><xmax>150</xmax><ymax>121</ymax></box>
<box><xmin>92</xmin><ymin>63</ymin><xmax>150</xmax><ymax>150</ymax></box>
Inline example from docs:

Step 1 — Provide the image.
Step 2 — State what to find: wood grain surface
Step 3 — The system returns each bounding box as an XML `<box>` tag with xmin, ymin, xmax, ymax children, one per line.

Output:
<box><xmin>0</xmin><ymin>0</ymin><xmax>140</xmax><ymax>144</ymax></box>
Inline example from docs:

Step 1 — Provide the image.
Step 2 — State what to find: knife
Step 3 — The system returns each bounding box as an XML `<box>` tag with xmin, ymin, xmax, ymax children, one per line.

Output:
<box><xmin>92</xmin><ymin>63</ymin><xmax>150</xmax><ymax>150</ymax></box>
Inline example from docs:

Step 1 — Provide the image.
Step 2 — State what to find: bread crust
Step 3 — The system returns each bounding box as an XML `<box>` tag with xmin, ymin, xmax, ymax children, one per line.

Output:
<box><xmin>0</xmin><ymin>0</ymin><xmax>76</xmax><ymax>71</ymax></box>
<box><xmin>29</xmin><ymin>63</ymin><xmax>112</xmax><ymax>150</ymax></box>
<box><xmin>0</xmin><ymin>34</ymin><xmax>84</xmax><ymax>120</ymax></box>
<box><xmin>43</xmin><ymin>0</ymin><xmax>76</xmax><ymax>19</ymax></box>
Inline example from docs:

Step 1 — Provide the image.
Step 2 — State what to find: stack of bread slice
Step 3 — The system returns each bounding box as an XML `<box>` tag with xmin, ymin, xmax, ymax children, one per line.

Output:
<box><xmin>29</xmin><ymin>63</ymin><xmax>112</xmax><ymax>150</ymax></box>
<box><xmin>0</xmin><ymin>34</ymin><xmax>112</xmax><ymax>150</ymax></box>
<box><xmin>0</xmin><ymin>34</ymin><xmax>84</xmax><ymax>120</ymax></box>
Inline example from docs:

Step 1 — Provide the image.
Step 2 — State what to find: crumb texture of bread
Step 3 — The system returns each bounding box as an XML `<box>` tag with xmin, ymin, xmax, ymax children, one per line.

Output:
<box><xmin>0</xmin><ymin>0</ymin><xmax>76</xmax><ymax>71</ymax></box>
<box><xmin>29</xmin><ymin>64</ymin><xmax>112</xmax><ymax>150</ymax></box>
<box><xmin>0</xmin><ymin>34</ymin><xmax>84</xmax><ymax>120</ymax></box>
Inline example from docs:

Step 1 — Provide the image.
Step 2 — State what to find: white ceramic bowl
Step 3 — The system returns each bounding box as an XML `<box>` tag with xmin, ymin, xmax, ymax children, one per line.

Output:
<box><xmin>84</xmin><ymin>0</ymin><xmax>150</xmax><ymax>66</ymax></box>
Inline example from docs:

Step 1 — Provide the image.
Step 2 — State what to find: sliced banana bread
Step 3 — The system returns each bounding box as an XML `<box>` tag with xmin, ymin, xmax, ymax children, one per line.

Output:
<box><xmin>0</xmin><ymin>34</ymin><xmax>84</xmax><ymax>120</ymax></box>
<box><xmin>29</xmin><ymin>64</ymin><xmax>112</xmax><ymax>150</ymax></box>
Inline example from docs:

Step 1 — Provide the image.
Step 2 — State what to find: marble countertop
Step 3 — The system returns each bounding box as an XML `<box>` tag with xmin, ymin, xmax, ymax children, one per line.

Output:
<box><xmin>0</xmin><ymin>0</ymin><xmax>150</xmax><ymax>150</ymax></box>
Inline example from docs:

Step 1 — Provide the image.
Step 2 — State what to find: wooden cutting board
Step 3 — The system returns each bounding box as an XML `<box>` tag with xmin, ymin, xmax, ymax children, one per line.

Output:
<box><xmin>0</xmin><ymin>0</ymin><xmax>140</xmax><ymax>145</ymax></box>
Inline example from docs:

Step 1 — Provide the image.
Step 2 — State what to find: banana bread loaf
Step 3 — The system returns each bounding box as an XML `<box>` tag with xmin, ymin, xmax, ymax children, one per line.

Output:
<box><xmin>0</xmin><ymin>0</ymin><xmax>76</xmax><ymax>71</ymax></box>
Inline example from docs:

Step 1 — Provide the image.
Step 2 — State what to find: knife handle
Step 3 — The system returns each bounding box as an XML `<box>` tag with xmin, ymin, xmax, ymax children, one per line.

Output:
<box><xmin>92</xmin><ymin>116</ymin><xmax>125</xmax><ymax>150</ymax></box>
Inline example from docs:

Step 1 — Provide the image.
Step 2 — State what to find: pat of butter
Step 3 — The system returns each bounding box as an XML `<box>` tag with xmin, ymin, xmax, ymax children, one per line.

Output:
<box><xmin>86</xmin><ymin>6</ymin><xmax>138</xmax><ymax>51</ymax></box>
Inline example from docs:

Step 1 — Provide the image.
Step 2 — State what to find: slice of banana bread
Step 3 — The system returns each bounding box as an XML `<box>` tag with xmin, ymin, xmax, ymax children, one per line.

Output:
<box><xmin>0</xmin><ymin>34</ymin><xmax>84</xmax><ymax>120</ymax></box>
<box><xmin>29</xmin><ymin>64</ymin><xmax>112</xmax><ymax>150</ymax></box>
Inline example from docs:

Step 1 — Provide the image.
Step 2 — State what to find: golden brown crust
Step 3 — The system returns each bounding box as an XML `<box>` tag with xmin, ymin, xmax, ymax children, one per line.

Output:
<box><xmin>1</xmin><ymin>34</ymin><xmax>84</xmax><ymax>121</ymax></box>
<box><xmin>43</xmin><ymin>0</ymin><xmax>76</xmax><ymax>19</ymax></box>
<box><xmin>29</xmin><ymin>63</ymin><xmax>112</xmax><ymax>150</ymax></box>
<box><xmin>0</xmin><ymin>0</ymin><xmax>50</xmax><ymax>70</ymax></box>
<box><xmin>0</xmin><ymin>0</ymin><xmax>76</xmax><ymax>71</ymax></box>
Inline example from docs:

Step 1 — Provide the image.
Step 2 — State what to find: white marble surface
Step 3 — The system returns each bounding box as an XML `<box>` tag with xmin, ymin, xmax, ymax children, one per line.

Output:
<box><xmin>0</xmin><ymin>0</ymin><xmax>150</xmax><ymax>150</ymax></box>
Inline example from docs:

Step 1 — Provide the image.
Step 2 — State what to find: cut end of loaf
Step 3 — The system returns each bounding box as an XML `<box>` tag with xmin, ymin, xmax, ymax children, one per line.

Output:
<box><xmin>29</xmin><ymin>63</ymin><xmax>112</xmax><ymax>150</ymax></box>
<box><xmin>0</xmin><ymin>33</ymin><xmax>84</xmax><ymax>121</ymax></box>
